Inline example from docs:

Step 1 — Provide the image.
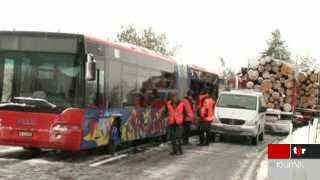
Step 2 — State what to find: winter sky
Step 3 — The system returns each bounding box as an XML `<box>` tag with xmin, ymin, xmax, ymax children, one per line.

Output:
<box><xmin>1</xmin><ymin>0</ymin><xmax>319</xmax><ymax>74</ymax></box>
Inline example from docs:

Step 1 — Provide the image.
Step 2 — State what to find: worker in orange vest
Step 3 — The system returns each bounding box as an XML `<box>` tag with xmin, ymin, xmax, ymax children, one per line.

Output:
<box><xmin>197</xmin><ymin>89</ymin><xmax>209</xmax><ymax>116</ymax></box>
<box><xmin>198</xmin><ymin>89</ymin><xmax>215</xmax><ymax>146</ymax></box>
<box><xmin>159</xmin><ymin>92</ymin><xmax>184</xmax><ymax>155</ymax></box>
<box><xmin>182</xmin><ymin>90</ymin><xmax>194</xmax><ymax>145</ymax></box>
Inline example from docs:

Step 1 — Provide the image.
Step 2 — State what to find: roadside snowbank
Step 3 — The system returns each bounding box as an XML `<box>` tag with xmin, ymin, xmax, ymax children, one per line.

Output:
<box><xmin>280</xmin><ymin>125</ymin><xmax>311</xmax><ymax>144</ymax></box>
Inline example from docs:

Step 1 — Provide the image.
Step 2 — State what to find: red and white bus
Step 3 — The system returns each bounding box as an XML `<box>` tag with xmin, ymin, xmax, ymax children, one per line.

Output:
<box><xmin>0</xmin><ymin>31</ymin><xmax>219</xmax><ymax>151</ymax></box>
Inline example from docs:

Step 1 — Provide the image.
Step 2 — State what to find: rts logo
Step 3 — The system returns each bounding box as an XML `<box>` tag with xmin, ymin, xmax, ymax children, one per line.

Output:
<box><xmin>293</xmin><ymin>145</ymin><xmax>307</xmax><ymax>157</ymax></box>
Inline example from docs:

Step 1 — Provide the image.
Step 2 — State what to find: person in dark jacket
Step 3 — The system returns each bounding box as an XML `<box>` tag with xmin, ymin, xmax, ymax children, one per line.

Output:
<box><xmin>182</xmin><ymin>90</ymin><xmax>195</xmax><ymax>145</ymax></box>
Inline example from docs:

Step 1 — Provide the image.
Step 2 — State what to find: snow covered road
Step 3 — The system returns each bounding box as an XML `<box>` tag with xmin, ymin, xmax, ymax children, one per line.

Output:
<box><xmin>0</xmin><ymin>134</ymin><xmax>284</xmax><ymax>180</ymax></box>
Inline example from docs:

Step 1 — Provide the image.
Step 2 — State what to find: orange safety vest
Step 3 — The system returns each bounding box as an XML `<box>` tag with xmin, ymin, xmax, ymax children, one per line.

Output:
<box><xmin>200</xmin><ymin>97</ymin><xmax>215</xmax><ymax>122</ymax></box>
<box><xmin>197</xmin><ymin>94</ymin><xmax>208</xmax><ymax>109</ymax></box>
<box><xmin>167</xmin><ymin>101</ymin><xmax>184</xmax><ymax>125</ymax></box>
<box><xmin>182</xmin><ymin>97</ymin><xmax>194</xmax><ymax>122</ymax></box>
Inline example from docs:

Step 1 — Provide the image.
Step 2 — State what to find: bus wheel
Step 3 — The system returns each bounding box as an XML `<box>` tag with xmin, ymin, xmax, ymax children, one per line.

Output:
<box><xmin>108</xmin><ymin>125</ymin><xmax>120</xmax><ymax>155</ymax></box>
<box><xmin>160</xmin><ymin>134</ymin><xmax>168</xmax><ymax>142</ymax></box>
<box><xmin>108</xmin><ymin>143</ymin><xmax>116</xmax><ymax>155</ymax></box>
<box><xmin>23</xmin><ymin>147</ymin><xmax>41</xmax><ymax>153</ymax></box>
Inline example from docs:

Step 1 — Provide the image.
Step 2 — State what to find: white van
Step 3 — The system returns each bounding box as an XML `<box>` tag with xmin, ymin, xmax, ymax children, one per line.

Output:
<box><xmin>211</xmin><ymin>90</ymin><xmax>266</xmax><ymax>145</ymax></box>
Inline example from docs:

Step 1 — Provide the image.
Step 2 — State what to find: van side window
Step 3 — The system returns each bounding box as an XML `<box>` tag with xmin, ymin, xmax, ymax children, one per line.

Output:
<box><xmin>259</xmin><ymin>96</ymin><xmax>266</xmax><ymax>108</ymax></box>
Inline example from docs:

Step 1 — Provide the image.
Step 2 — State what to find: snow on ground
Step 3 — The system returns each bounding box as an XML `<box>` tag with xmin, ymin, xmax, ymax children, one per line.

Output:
<box><xmin>281</xmin><ymin>125</ymin><xmax>311</xmax><ymax>144</ymax></box>
<box><xmin>0</xmin><ymin>146</ymin><xmax>22</xmax><ymax>154</ymax></box>
<box><xmin>24</xmin><ymin>159</ymin><xmax>63</xmax><ymax>165</ymax></box>
<box><xmin>315</xmin><ymin>123</ymin><xmax>320</xmax><ymax>144</ymax></box>
<box><xmin>256</xmin><ymin>124</ymin><xmax>320</xmax><ymax>180</ymax></box>
<box><xmin>256</xmin><ymin>158</ymin><xmax>268</xmax><ymax>180</ymax></box>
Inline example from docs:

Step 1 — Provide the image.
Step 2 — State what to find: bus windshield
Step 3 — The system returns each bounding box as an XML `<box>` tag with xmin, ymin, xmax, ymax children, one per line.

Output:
<box><xmin>0</xmin><ymin>51</ymin><xmax>83</xmax><ymax>109</ymax></box>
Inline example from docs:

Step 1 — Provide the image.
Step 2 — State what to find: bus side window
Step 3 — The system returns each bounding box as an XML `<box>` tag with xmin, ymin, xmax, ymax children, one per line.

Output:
<box><xmin>98</xmin><ymin>70</ymin><xmax>105</xmax><ymax>106</ymax></box>
<box><xmin>121</xmin><ymin>64</ymin><xmax>137</xmax><ymax>107</ymax></box>
<box><xmin>86</xmin><ymin>69</ymin><xmax>105</xmax><ymax>108</ymax></box>
<box><xmin>108</xmin><ymin>61</ymin><xmax>121</xmax><ymax>108</ymax></box>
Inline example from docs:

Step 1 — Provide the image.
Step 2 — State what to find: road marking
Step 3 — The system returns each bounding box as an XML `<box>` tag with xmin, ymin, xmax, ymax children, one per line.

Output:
<box><xmin>242</xmin><ymin>148</ymin><xmax>267</xmax><ymax>180</ymax></box>
<box><xmin>242</xmin><ymin>138</ymin><xmax>280</xmax><ymax>180</ymax></box>
<box><xmin>87</xmin><ymin>154</ymin><xmax>112</xmax><ymax>164</ymax></box>
<box><xmin>89</xmin><ymin>154</ymin><xmax>128</xmax><ymax>167</ymax></box>
<box><xmin>188</xmin><ymin>149</ymin><xmax>212</xmax><ymax>155</ymax></box>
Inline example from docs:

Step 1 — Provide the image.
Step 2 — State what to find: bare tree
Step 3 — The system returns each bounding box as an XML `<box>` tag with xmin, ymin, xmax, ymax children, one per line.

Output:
<box><xmin>117</xmin><ymin>24</ymin><xmax>179</xmax><ymax>56</ymax></box>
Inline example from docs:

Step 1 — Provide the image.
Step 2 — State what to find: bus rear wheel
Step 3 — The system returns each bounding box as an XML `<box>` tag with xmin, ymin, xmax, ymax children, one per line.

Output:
<box><xmin>108</xmin><ymin>125</ymin><xmax>120</xmax><ymax>155</ymax></box>
<box><xmin>108</xmin><ymin>143</ymin><xmax>116</xmax><ymax>155</ymax></box>
<box><xmin>23</xmin><ymin>147</ymin><xmax>41</xmax><ymax>153</ymax></box>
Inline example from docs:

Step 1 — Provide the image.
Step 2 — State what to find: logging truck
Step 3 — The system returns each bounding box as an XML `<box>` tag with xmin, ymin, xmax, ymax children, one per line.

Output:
<box><xmin>230</xmin><ymin>56</ymin><xmax>320</xmax><ymax>131</ymax></box>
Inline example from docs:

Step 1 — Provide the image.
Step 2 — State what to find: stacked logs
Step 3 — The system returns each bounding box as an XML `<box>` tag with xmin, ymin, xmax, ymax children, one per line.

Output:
<box><xmin>245</xmin><ymin>56</ymin><xmax>295</xmax><ymax>112</ymax></box>
<box><xmin>297</xmin><ymin>71</ymin><xmax>319</xmax><ymax>109</ymax></box>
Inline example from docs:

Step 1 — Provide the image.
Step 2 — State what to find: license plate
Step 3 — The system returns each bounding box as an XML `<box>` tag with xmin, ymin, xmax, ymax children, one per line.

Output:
<box><xmin>223</xmin><ymin>125</ymin><xmax>239</xmax><ymax>131</ymax></box>
<box><xmin>19</xmin><ymin>131</ymin><xmax>33</xmax><ymax>137</ymax></box>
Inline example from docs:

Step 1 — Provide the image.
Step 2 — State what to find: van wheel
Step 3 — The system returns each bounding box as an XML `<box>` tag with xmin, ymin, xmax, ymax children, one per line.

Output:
<box><xmin>219</xmin><ymin>134</ymin><xmax>226</xmax><ymax>142</ymax></box>
<box><xmin>210</xmin><ymin>133</ymin><xmax>216</xmax><ymax>143</ymax></box>
<box><xmin>251</xmin><ymin>134</ymin><xmax>259</xmax><ymax>145</ymax></box>
<box><xmin>259</xmin><ymin>131</ymin><xmax>264</xmax><ymax>141</ymax></box>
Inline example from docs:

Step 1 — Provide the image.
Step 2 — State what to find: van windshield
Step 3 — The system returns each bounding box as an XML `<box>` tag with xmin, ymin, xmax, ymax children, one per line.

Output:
<box><xmin>217</xmin><ymin>94</ymin><xmax>257</xmax><ymax>110</ymax></box>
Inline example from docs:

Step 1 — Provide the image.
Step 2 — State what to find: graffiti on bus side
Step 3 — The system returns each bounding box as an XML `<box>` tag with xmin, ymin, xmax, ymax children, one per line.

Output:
<box><xmin>80</xmin><ymin>107</ymin><xmax>113</xmax><ymax>149</ymax></box>
<box><xmin>80</xmin><ymin>107</ymin><xmax>166</xmax><ymax>150</ymax></box>
<box><xmin>121</xmin><ymin>107</ymin><xmax>166</xmax><ymax>142</ymax></box>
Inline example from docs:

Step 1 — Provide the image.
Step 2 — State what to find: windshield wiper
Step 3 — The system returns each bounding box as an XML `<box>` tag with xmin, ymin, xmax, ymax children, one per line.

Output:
<box><xmin>13</xmin><ymin>97</ymin><xmax>57</xmax><ymax>108</ymax></box>
<box><xmin>225</xmin><ymin>104</ymin><xmax>248</xmax><ymax>109</ymax></box>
